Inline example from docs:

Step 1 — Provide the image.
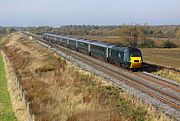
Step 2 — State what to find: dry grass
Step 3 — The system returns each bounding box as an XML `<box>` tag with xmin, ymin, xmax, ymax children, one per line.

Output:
<box><xmin>141</xmin><ymin>48</ymin><xmax>180</xmax><ymax>70</ymax></box>
<box><xmin>141</xmin><ymin>48</ymin><xmax>180</xmax><ymax>82</ymax></box>
<box><xmin>1</xmin><ymin>33</ymin><xmax>173</xmax><ymax>121</ymax></box>
<box><xmin>152</xmin><ymin>69</ymin><xmax>180</xmax><ymax>82</ymax></box>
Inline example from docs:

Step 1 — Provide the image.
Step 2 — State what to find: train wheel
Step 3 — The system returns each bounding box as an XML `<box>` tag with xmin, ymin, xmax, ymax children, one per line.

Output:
<box><xmin>115</xmin><ymin>61</ymin><xmax>118</xmax><ymax>66</ymax></box>
<box><xmin>107</xmin><ymin>58</ymin><xmax>109</xmax><ymax>63</ymax></box>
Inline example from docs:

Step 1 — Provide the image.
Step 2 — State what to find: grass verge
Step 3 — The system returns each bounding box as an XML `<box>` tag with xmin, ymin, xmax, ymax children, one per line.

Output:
<box><xmin>0</xmin><ymin>52</ymin><xmax>17</xmax><ymax>121</ymax></box>
<box><xmin>142</xmin><ymin>48</ymin><xmax>180</xmax><ymax>82</ymax></box>
<box><xmin>153</xmin><ymin>69</ymin><xmax>180</xmax><ymax>82</ymax></box>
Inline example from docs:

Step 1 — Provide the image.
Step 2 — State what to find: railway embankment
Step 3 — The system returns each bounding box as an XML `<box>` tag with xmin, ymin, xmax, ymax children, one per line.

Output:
<box><xmin>1</xmin><ymin>33</ymin><xmax>174</xmax><ymax>121</ymax></box>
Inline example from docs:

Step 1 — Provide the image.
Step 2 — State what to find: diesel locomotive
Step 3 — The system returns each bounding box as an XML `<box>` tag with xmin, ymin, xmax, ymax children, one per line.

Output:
<box><xmin>42</xmin><ymin>33</ymin><xmax>143</xmax><ymax>70</ymax></box>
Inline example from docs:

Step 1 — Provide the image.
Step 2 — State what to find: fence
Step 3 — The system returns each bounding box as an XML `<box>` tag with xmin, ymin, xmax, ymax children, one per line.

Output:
<box><xmin>3</xmin><ymin>51</ymin><xmax>35</xmax><ymax>121</ymax></box>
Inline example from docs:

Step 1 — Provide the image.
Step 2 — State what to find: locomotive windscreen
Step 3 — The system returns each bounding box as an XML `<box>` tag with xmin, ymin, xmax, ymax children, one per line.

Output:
<box><xmin>130</xmin><ymin>49</ymin><xmax>141</xmax><ymax>57</ymax></box>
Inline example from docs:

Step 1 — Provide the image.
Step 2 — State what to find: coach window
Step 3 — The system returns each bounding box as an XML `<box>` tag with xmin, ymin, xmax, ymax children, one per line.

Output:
<box><xmin>109</xmin><ymin>49</ymin><xmax>111</xmax><ymax>56</ymax></box>
<box><xmin>118</xmin><ymin>52</ymin><xmax>121</xmax><ymax>58</ymax></box>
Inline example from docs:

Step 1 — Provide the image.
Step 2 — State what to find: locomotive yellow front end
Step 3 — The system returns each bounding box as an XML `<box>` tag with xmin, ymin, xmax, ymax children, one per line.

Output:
<box><xmin>130</xmin><ymin>56</ymin><xmax>142</xmax><ymax>69</ymax></box>
<box><xmin>129</xmin><ymin>48</ymin><xmax>143</xmax><ymax>69</ymax></box>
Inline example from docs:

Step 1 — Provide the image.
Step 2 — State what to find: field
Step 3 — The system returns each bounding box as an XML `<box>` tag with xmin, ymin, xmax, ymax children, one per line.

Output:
<box><xmin>142</xmin><ymin>48</ymin><xmax>180</xmax><ymax>82</ymax></box>
<box><xmin>142</xmin><ymin>48</ymin><xmax>180</xmax><ymax>70</ymax></box>
<box><xmin>0</xmin><ymin>52</ymin><xmax>17</xmax><ymax>121</ymax></box>
<box><xmin>1</xmin><ymin>33</ymin><xmax>172</xmax><ymax>121</ymax></box>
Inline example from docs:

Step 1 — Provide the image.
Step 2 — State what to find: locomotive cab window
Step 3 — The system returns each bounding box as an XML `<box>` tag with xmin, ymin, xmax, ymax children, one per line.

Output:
<box><xmin>130</xmin><ymin>49</ymin><xmax>141</xmax><ymax>57</ymax></box>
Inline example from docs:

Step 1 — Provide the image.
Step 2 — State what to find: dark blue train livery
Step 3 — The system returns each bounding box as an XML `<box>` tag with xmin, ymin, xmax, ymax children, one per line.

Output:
<box><xmin>42</xmin><ymin>33</ymin><xmax>143</xmax><ymax>69</ymax></box>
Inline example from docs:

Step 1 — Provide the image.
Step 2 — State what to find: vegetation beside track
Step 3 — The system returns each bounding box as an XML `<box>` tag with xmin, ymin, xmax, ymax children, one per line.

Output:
<box><xmin>141</xmin><ymin>48</ymin><xmax>180</xmax><ymax>70</ymax></box>
<box><xmin>152</xmin><ymin>69</ymin><xmax>180</xmax><ymax>83</ymax></box>
<box><xmin>2</xmin><ymin>33</ymin><xmax>172</xmax><ymax>121</ymax></box>
<box><xmin>141</xmin><ymin>48</ymin><xmax>180</xmax><ymax>82</ymax></box>
<box><xmin>0</xmin><ymin>52</ymin><xmax>17</xmax><ymax>121</ymax></box>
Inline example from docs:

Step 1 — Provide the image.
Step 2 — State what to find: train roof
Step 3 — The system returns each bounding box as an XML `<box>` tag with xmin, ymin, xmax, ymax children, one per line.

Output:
<box><xmin>110</xmin><ymin>45</ymin><xmax>141</xmax><ymax>52</ymax></box>
<box><xmin>62</xmin><ymin>36</ymin><xmax>70</xmax><ymax>39</ymax></box>
<box><xmin>68</xmin><ymin>37</ymin><xmax>78</xmax><ymax>41</ymax></box>
<box><xmin>43</xmin><ymin>33</ymin><xmax>141</xmax><ymax>51</ymax></box>
<box><xmin>77</xmin><ymin>39</ymin><xmax>93</xmax><ymax>43</ymax></box>
<box><xmin>44</xmin><ymin>33</ymin><xmax>57</xmax><ymax>37</ymax></box>
<box><xmin>90</xmin><ymin>41</ymin><xmax>112</xmax><ymax>47</ymax></box>
<box><xmin>55</xmin><ymin>34</ymin><xmax>63</xmax><ymax>38</ymax></box>
<box><xmin>110</xmin><ymin>44</ymin><xmax>127</xmax><ymax>48</ymax></box>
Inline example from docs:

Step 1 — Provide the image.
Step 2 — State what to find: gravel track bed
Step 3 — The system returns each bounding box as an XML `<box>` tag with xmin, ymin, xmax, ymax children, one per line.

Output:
<box><xmin>138</xmin><ymin>73</ymin><xmax>179</xmax><ymax>92</ymax></box>
<box><xmin>29</xmin><ymin>35</ymin><xmax>180</xmax><ymax>120</ymax></box>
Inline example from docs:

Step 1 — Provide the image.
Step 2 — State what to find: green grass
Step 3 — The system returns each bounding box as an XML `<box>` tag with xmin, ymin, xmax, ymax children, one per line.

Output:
<box><xmin>0</xmin><ymin>52</ymin><xmax>17</xmax><ymax>121</ymax></box>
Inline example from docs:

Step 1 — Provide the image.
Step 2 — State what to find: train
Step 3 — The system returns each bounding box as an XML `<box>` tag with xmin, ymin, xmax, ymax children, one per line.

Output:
<box><xmin>42</xmin><ymin>33</ymin><xmax>143</xmax><ymax>70</ymax></box>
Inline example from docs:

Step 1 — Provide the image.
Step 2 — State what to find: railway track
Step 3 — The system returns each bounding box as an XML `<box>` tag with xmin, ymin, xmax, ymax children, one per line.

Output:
<box><xmin>142</xmin><ymin>71</ymin><xmax>179</xmax><ymax>86</ymax></box>
<box><xmin>137</xmin><ymin>72</ymin><xmax>180</xmax><ymax>92</ymax></box>
<box><xmin>55</xmin><ymin>43</ymin><xmax>180</xmax><ymax>109</ymax></box>
<box><xmin>23</xmin><ymin>32</ymin><xmax>180</xmax><ymax>111</ymax></box>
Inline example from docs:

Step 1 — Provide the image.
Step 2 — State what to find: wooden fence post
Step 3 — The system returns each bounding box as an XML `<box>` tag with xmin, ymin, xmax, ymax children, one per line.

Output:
<box><xmin>32</xmin><ymin>115</ymin><xmax>35</xmax><ymax>121</ymax></box>
<box><xmin>20</xmin><ymin>87</ymin><xmax>23</xmax><ymax>99</ymax></box>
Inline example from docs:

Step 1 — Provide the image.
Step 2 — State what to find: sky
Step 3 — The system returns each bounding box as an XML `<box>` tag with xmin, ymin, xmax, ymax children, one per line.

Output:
<box><xmin>0</xmin><ymin>0</ymin><xmax>180</xmax><ymax>26</ymax></box>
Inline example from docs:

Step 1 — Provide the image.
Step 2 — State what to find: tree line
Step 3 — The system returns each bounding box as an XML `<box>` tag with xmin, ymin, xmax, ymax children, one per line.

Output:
<box><xmin>0</xmin><ymin>26</ymin><xmax>17</xmax><ymax>35</ymax></box>
<box><xmin>26</xmin><ymin>25</ymin><xmax>180</xmax><ymax>48</ymax></box>
<box><xmin>25</xmin><ymin>25</ymin><xmax>180</xmax><ymax>38</ymax></box>
<box><xmin>1</xmin><ymin>25</ymin><xmax>179</xmax><ymax>48</ymax></box>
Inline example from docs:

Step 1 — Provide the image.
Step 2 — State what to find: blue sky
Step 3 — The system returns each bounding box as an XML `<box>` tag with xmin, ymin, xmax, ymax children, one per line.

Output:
<box><xmin>0</xmin><ymin>0</ymin><xmax>180</xmax><ymax>26</ymax></box>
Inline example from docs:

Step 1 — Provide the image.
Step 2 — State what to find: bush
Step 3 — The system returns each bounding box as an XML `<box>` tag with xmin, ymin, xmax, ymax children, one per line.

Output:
<box><xmin>140</xmin><ymin>39</ymin><xmax>156</xmax><ymax>48</ymax></box>
<box><xmin>162</xmin><ymin>40</ymin><xmax>177</xmax><ymax>48</ymax></box>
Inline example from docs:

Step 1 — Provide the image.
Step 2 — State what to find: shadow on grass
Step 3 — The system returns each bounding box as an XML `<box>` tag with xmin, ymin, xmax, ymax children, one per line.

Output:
<box><xmin>141</xmin><ymin>62</ymin><xmax>180</xmax><ymax>73</ymax></box>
